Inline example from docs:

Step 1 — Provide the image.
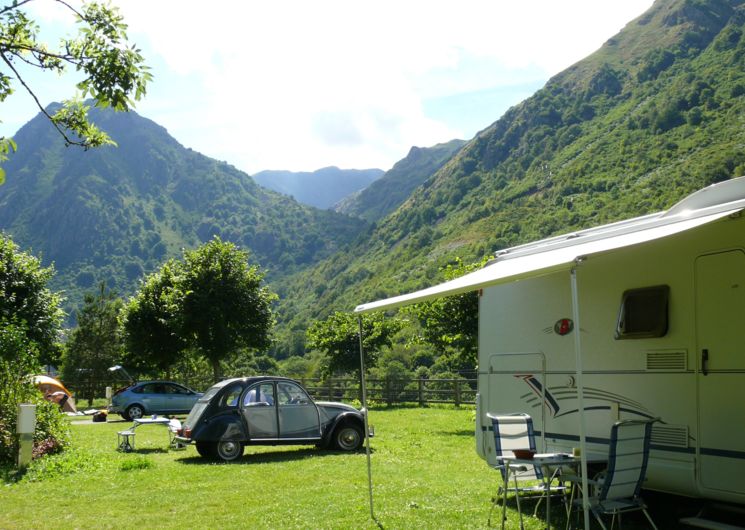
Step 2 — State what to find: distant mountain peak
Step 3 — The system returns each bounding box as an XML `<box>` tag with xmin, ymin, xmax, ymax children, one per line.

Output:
<box><xmin>252</xmin><ymin>167</ymin><xmax>383</xmax><ymax>209</ymax></box>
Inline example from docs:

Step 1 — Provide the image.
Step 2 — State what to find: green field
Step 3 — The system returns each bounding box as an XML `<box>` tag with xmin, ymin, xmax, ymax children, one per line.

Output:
<box><xmin>1</xmin><ymin>407</ymin><xmax>689</xmax><ymax>529</ymax></box>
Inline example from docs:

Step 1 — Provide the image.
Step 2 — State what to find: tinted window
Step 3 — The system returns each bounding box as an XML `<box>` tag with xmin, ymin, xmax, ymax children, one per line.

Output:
<box><xmin>615</xmin><ymin>285</ymin><xmax>669</xmax><ymax>340</ymax></box>
<box><xmin>165</xmin><ymin>384</ymin><xmax>190</xmax><ymax>394</ymax></box>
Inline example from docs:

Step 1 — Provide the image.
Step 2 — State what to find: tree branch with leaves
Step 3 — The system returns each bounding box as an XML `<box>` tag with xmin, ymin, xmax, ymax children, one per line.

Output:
<box><xmin>0</xmin><ymin>0</ymin><xmax>151</xmax><ymax>182</ymax></box>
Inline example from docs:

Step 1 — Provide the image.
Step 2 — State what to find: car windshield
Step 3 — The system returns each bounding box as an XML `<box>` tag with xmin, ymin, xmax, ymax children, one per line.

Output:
<box><xmin>197</xmin><ymin>380</ymin><xmax>236</xmax><ymax>403</ymax></box>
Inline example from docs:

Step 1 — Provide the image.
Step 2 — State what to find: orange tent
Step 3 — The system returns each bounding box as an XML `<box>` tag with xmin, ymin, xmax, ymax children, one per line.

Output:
<box><xmin>33</xmin><ymin>375</ymin><xmax>77</xmax><ymax>413</ymax></box>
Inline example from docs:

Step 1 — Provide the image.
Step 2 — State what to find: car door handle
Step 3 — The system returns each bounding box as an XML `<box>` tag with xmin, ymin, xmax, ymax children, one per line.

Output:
<box><xmin>702</xmin><ymin>348</ymin><xmax>709</xmax><ymax>376</ymax></box>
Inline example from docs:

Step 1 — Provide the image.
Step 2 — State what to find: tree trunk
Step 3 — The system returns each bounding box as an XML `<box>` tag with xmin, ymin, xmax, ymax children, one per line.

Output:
<box><xmin>211</xmin><ymin>358</ymin><xmax>222</xmax><ymax>383</ymax></box>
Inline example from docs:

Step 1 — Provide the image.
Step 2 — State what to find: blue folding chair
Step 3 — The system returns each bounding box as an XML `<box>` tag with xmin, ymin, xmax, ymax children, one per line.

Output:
<box><xmin>488</xmin><ymin>413</ymin><xmax>564</xmax><ymax>529</ymax></box>
<box><xmin>567</xmin><ymin>419</ymin><xmax>658</xmax><ymax>530</ymax></box>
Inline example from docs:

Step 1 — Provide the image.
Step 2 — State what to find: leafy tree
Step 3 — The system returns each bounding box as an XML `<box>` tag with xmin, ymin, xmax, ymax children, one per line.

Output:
<box><xmin>121</xmin><ymin>260</ymin><xmax>186</xmax><ymax>378</ymax></box>
<box><xmin>306</xmin><ymin>311</ymin><xmax>403</xmax><ymax>376</ymax></box>
<box><xmin>61</xmin><ymin>282</ymin><xmax>123</xmax><ymax>405</ymax></box>
<box><xmin>0</xmin><ymin>233</ymin><xmax>64</xmax><ymax>364</ymax></box>
<box><xmin>407</xmin><ymin>257</ymin><xmax>486</xmax><ymax>372</ymax></box>
<box><xmin>125</xmin><ymin>238</ymin><xmax>277</xmax><ymax>383</ymax></box>
<box><xmin>0</xmin><ymin>0</ymin><xmax>152</xmax><ymax>181</ymax></box>
<box><xmin>179</xmin><ymin>238</ymin><xmax>276</xmax><ymax>382</ymax></box>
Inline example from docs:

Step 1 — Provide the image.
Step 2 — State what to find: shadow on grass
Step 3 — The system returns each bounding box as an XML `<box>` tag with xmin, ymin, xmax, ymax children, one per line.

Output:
<box><xmin>434</xmin><ymin>428</ymin><xmax>474</xmax><ymax>437</ymax></box>
<box><xmin>176</xmin><ymin>446</ymin><xmax>374</xmax><ymax>465</ymax></box>
<box><xmin>487</xmin><ymin>489</ymin><xmax>708</xmax><ymax>529</ymax></box>
<box><xmin>127</xmin><ymin>447</ymin><xmax>169</xmax><ymax>455</ymax></box>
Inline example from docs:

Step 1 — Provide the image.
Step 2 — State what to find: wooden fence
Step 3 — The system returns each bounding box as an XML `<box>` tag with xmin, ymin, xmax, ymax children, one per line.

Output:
<box><xmin>66</xmin><ymin>376</ymin><xmax>478</xmax><ymax>408</ymax></box>
<box><xmin>299</xmin><ymin>377</ymin><xmax>477</xmax><ymax>407</ymax></box>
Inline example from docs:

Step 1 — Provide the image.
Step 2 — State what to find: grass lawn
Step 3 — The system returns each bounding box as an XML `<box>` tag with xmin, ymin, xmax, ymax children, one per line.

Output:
<box><xmin>1</xmin><ymin>406</ymin><xmax>693</xmax><ymax>529</ymax></box>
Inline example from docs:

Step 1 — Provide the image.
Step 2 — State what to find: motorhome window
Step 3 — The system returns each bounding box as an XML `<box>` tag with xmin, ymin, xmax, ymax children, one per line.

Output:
<box><xmin>615</xmin><ymin>285</ymin><xmax>669</xmax><ymax>339</ymax></box>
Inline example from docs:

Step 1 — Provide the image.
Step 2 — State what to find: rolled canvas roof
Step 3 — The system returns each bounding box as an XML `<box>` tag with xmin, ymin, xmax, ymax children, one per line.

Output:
<box><xmin>354</xmin><ymin>177</ymin><xmax>745</xmax><ymax>314</ymax></box>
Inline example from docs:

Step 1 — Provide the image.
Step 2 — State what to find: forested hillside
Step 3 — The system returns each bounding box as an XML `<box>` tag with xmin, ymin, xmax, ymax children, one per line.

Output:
<box><xmin>253</xmin><ymin>167</ymin><xmax>383</xmax><ymax>209</ymax></box>
<box><xmin>272</xmin><ymin>0</ymin><xmax>745</xmax><ymax>356</ymax></box>
<box><xmin>335</xmin><ymin>140</ymin><xmax>466</xmax><ymax>222</ymax></box>
<box><xmin>0</xmin><ymin>106</ymin><xmax>367</xmax><ymax>318</ymax></box>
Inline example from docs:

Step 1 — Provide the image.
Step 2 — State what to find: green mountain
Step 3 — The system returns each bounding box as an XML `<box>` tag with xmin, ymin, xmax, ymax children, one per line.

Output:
<box><xmin>0</xmin><ymin>106</ymin><xmax>368</xmax><ymax>319</ymax></box>
<box><xmin>335</xmin><ymin>140</ymin><xmax>466</xmax><ymax>222</ymax></box>
<box><xmin>252</xmin><ymin>167</ymin><xmax>384</xmax><ymax>209</ymax></box>
<box><xmin>272</xmin><ymin>0</ymin><xmax>745</xmax><ymax>355</ymax></box>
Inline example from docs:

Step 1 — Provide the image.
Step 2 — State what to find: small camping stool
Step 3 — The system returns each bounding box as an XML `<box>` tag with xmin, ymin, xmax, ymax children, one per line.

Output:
<box><xmin>117</xmin><ymin>430</ymin><xmax>135</xmax><ymax>452</ymax></box>
<box><xmin>168</xmin><ymin>431</ymin><xmax>186</xmax><ymax>451</ymax></box>
<box><xmin>167</xmin><ymin>418</ymin><xmax>186</xmax><ymax>451</ymax></box>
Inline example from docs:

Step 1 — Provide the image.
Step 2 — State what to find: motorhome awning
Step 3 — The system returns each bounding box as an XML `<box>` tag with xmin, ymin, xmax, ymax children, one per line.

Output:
<box><xmin>354</xmin><ymin>201</ymin><xmax>743</xmax><ymax>314</ymax></box>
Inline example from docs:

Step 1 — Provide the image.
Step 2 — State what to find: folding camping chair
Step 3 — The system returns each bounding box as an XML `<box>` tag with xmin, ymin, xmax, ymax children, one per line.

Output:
<box><xmin>566</xmin><ymin>419</ymin><xmax>658</xmax><ymax>530</ymax></box>
<box><xmin>487</xmin><ymin>413</ymin><xmax>566</xmax><ymax>529</ymax></box>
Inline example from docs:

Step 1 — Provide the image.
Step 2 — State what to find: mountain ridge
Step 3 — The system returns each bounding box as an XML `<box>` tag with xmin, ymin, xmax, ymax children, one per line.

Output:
<box><xmin>0</xmin><ymin>105</ymin><xmax>368</xmax><ymax>319</ymax></box>
<box><xmin>252</xmin><ymin>166</ymin><xmax>383</xmax><ymax>209</ymax></box>
<box><xmin>334</xmin><ymin>140</ymin><xmax>466</xmax><ymax>222</ymax></box>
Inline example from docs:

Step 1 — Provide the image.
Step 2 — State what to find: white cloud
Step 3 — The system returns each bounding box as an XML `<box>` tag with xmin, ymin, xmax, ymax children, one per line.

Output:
<box><xmin>1</xmin><ymin>0</ymin><xmax>654</xmax><ymax>173</ymax></box>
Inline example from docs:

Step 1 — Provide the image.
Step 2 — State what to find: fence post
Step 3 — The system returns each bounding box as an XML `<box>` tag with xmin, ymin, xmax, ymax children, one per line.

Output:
<box><xmin>385</xmin><ymin>379</ymin><xmax>392</xmax><ymax>407</ymax></box>
<box><xmin>418</xmin><ymin>379</ymin><xmax>424</xmax><ymax>407</ymax></box>
<box><xmin>327</xmin><ymin>379</ymin><xmax>333</xmax><ymax>401</ymax></box>
<box><xmin>454</xmin><ymin>379</ymin><xmax>461</xmax><ymax>407</ymax></box>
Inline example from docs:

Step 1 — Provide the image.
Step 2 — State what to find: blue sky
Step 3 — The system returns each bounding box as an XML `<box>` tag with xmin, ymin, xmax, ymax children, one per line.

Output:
<box><xmin>1</xmin><ymin>0</ymin><xmax>653</xmax><ymax>174</ymax></box>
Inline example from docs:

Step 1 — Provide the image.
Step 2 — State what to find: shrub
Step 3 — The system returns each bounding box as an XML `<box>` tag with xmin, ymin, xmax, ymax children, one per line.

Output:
<box><xmin>0</xmin><ymin>322</ymin><xmax>70</xmax><ymax>466</ymax></box>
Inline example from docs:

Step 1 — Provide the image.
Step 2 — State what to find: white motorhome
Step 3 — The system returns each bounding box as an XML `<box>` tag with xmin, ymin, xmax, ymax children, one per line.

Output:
<box><xmin>356</xmin><ymin>177</ymin><xmax>745</xmax><ymax>505</ymax></box>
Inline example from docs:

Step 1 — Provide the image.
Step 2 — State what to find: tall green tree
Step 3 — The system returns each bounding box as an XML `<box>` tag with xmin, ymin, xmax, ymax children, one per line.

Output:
<box><xmin>407</xmin><ymin>257</ymin><xmax>486</xmax><ymax>372</ymax></box>
<box><xmin>121</xmin><ymin>260</ymin><xmax>186</xmax><ymax>378</ymax></box>
<box><xmin>0</xmin><ymin>0</ymin><xmax>152</xmax><ymax>181</ymax></box>
<box><xmin>122</xmin><ymin>238</ymin><xmax>277</xmax><ymax>383</ymax></box>
<box><xmin>179</xmin><ymin>238</ymin><xmax>276</xmax><ymax>382</ymax></box>
<box><xmin>0</xmin><ymin>233</ymin><xmax>64</xmax><ymax>363</ymax></box>
<box><xmin>306</xmin><ymin>311</ymin><xmax>403</xmax><ymax>376</ymax></box>
<box><xmin>61</xmin><ymin>282</ymin><xmax>123</xmax><ymax>404</ymax></box>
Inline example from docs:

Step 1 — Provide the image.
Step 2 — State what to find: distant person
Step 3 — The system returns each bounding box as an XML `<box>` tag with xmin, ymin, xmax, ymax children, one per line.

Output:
<box><xmin>45</xmin><ymin>390</ymin><xmax>77</xmax><ymax>413</ymax></box>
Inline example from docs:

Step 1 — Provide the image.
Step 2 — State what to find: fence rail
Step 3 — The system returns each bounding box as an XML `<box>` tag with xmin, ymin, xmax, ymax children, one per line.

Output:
<box><xmin>300</xmin><ymin>377</ymin><xmax>477</xmax><ymax>407</ymax></box>
<box><xmin>66</xmin><ymin>376</ymin><xmax>478</xmax><ymax>408</ymax></box>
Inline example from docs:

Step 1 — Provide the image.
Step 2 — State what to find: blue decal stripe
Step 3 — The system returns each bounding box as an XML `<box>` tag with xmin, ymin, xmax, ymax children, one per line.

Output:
<box><xmin>525</xmin><ymin>376</ymin><xmax>561</xmax><ymax>415</ymax></box>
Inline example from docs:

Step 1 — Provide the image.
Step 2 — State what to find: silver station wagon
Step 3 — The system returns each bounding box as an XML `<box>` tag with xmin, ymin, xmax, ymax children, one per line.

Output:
<box><xmin>110</xmin><ymin>380</ymin><xmax>202</xmax><ymax>420</ymax></box>
<box><xmin>175</xmin><ymin>376</ymin><xmax>371</xmax><ymax>462</ymax></box>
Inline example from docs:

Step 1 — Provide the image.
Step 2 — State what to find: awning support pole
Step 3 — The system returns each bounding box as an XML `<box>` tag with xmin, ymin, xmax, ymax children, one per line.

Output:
<box><xmin>571</xmin><ymin>266</ymin><xmax>591</xmax><ymax>530</ymax></box>
<box><xmin>358</xmin><ymin>316</ymin><xmax>379</xmax><ymax>526</ymax></box>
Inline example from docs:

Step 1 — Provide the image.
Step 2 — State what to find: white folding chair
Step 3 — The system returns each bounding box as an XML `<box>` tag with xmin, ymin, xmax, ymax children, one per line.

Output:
<box><xmin>487</xmin><ymin>413</ymin><xmax>564</xmax><ymax>529</ymax></box>
<box><xmin>567</xmin><ymin>419</ymin><xmax>658</xmax><ymax>530</ymax></box>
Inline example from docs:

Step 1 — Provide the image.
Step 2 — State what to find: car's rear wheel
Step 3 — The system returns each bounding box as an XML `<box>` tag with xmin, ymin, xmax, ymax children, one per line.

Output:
<box><xmin>124</xmin><ymin>404</ymin><xmax>144</xmax><ymax>421</ymax></box>
<box><xmin>196</xmin><ymin>442</ymin><xmax>215</xmax><ymax>459</ymax></box>
<box><xmin>334</xmin><ymin>424</ymin><xmax>363</xmax><ymax>451</ymax></box>
<box><xmin>216</xmin><ymin>440</ymin><xmax>243</xmax><ymax>462</ymax></box>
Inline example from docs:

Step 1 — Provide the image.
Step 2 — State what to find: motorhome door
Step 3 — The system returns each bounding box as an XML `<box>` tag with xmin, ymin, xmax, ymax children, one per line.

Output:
<box><xmin>695</xmin><ymin>250</ymin><xmax>745</xmax><ymax>496</ymax></box>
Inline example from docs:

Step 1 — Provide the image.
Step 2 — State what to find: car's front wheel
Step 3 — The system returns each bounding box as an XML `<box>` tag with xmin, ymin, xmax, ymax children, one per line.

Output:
<box><xmin>334</xmin><ymin>424</ymin><xmax>363</xmax><ymax>451</ymax></box>
<box><xmin>216</xmin><ymin>440</ymin><xmax>243</xmax><ymax>462</ymax></box>
<box><xmin>124</xmin><ymin>404</ymin><xmax>145</xmax><ymax>421</ymax></box>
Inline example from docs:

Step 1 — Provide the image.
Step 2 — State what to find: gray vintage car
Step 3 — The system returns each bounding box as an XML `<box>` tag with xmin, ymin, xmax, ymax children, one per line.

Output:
<box><xmin>175</xmin><ymin>376</ymin><xmax>371</xmax><ymax>461</ymax></box>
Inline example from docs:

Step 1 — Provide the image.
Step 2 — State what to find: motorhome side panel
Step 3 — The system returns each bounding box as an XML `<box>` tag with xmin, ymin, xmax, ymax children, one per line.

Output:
<box><xmin>477</xmin><ymin>214</ymin><xmax>745</xmax><ymax>504</ymax></box>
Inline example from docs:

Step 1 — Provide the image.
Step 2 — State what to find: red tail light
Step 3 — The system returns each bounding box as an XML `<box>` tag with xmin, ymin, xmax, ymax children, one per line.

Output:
<box><xmin>183</xmin><ymin>427</ymin><xmax>191</xmax><ymax>438</ymax></box>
